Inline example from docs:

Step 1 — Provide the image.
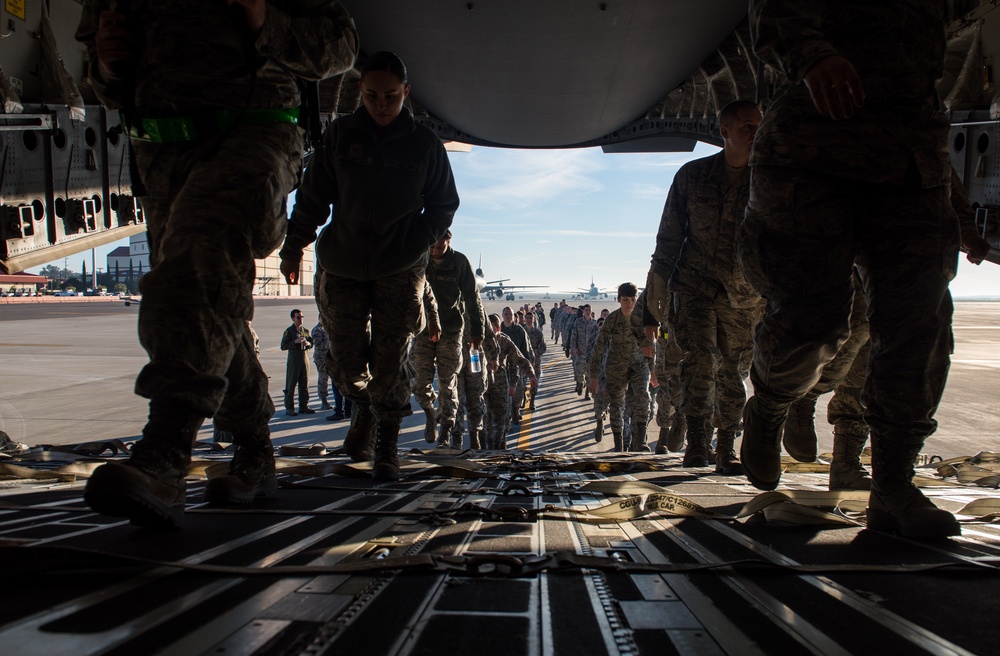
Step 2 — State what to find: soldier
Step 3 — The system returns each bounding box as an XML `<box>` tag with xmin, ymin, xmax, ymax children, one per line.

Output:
<box><xmin>500</xmin><ymin>306</ymin><xmax>532</xmax><ymax>424</ymax></box>
<box><xmin>588</xmin><ymin>284</ymin><xmax>656</xmax><ymax>452</ymax></box>
<box><xmin>453</xmin><ymin>306</ymin><xmax>489</xmax><ymax>449</ymax></box>
<box><xmin>78</xmin><ymin>0</ymin><xmax>358</xmax><ymax>527</ymax></box>
<box><xmin>570</xmin><ymin>305</ymin><xmax>598</xmax><ymax>399</ymax></box>
<box><xmin>279</xmin><ymin>51</ymin><xmax>459</xmax><ymax>482</ymax></box>
<box><xmin>482</xmin><ymin>314</ymin><xmax>536</xmax><ymax>449</ymax></box>
<box><xmin>311</xmin><ymin>317</ymin><xmax>337</xmax><ymax>412</ymax></box>
<box><xmin>739</xmin><ymin>0</ymin><xmax>960</xmax><ymax>538</ymax></box>
<box><xmin>524</xmin><ymin>311</ymin><xmax>546</xmax><ymax>410</ymax></box>
<box><xmin>644</xmin><ymin>99</ymin><xmax>763</xmax><ymax>475</ymax></box>
<box><xmin>281</xmin><ymin>309</ymin><xmax>315</xmax><ymax>415</ymax></box>
<box><xmin>410</xmin><ymin>230</ymin><xmax>485</xmax><ymax>447</ymax></box>
<box><xmin>550</xmin><ymin>302</ymin><xmax>561</xmax><ymax>343</ymax></box>
<box><xmin>590</xmin><ymin>316</ymin><xmax>611</xmax><ymax>444</ymax></box>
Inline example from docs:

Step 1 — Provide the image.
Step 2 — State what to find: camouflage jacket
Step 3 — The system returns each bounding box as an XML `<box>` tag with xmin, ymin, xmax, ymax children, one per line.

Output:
<box><xmin>426</xmin><ymin>247</ymin><xmax>484</xmax><ymax>339</ymax></box>
<box><xmin>310</xmin><ymin>323</ymin><xmax>330</xmax><ymax>365</ymax></box>
<box><xmin>526</xmin><ymin>326</ymin><xmax>547</xmax><ymax>358</ymax></box>
<box><xmin>650</xmin><ymin>152</ymin><xmax>760</xmax><ymax>308</ymax></box>
<box><xmin>77</xmin><ymin>1</ymin><xmax>358</xmax><ymax>115</ymax></box>
<box><xmin>570</xmin><ymin>317</ymin><xmax>598</xmax><ymax>356</ymax></box>
<box><xmin>749</xmin><ymin>0</ymin><xmax>950</xmax><ymax>187</ymax></box>
<box><xmin>589</xmin><ymin>296</ymin><xmax>653</xmax><ymax>379</ymax></box>
<box><xmin>482</xmin><ymin>330</ymin><xmax>534</xmax><ymax>388</ymax></box>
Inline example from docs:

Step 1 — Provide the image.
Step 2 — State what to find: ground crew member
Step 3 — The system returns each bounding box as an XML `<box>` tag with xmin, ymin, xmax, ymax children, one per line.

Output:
<box><xmin>281</xmin><ymin>308</ymin><xmax>314</xmax><ymax>415</ymax></box>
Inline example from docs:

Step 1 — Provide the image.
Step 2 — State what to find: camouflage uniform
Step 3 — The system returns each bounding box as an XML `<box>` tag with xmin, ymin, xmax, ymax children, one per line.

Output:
<box><xmin>281</xmin><ymin>323</ymin><xmax>314</xmax><ymax>412</ymax></box>
<box><xmin>410</xmin><ymin>247</ymin><xmax>484</xmax><ymax>440</ymax></box>
<box><xmin>741</xmin><ymin>1</ymin><xmax>961</xmax><ymax>536</ymax></box>
<box><xmin>570</xmin><ymin>315</ymin><xmax>599</xmax><ymax>391</ymax></box>
<box><xmin>311</xmin><ymin>322</ymin><xmax>336</xmax><ymax>409</ymax></box>
<box><xmin>653</xmin><ymin>325</ymin><xmax>683</xmax><ymax>431</ymax></box>
<box><xmin>75</xmin><ymin>2</ymin><xmax>357</xmax><ymax>436</ymax></box>
<box><xmin>482</xmin><ymin>329</ymin><xmax>534</xmax><ymax>449</ymax></box>
<box><xmin>650</xmin><ymin>152</ymin><xmax>762</xmax><ymax>435</ymax></box>
<box><xmin>500</xmin><ymin>321</ymin><xmax>532</xmax><ymax>418</ymax></box>
<box><xmin>454</xmin><ymin>311</ymin><xmax>489</xmax><ymax>447</ymax></box>
<box><xmin>526</xmin><ymin>325</ymin><xmax>547</xmax><ymax>376</ymax></box>
<box><xmin>588</xmin><ymin>296</ymin><xmax>653</xmax><ymax>451</ymax></box>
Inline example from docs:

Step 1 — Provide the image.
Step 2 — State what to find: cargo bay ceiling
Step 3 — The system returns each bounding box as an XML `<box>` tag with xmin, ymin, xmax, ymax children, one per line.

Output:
<box><xmin>334</xmin><ymin>0</ymin><xmax>755</xmax><ymax>151</ymax></box>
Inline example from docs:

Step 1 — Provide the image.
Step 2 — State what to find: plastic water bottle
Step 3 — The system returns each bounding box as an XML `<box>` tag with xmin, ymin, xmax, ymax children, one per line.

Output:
<box><xmin>469</xmin><ymin>348</ymin><xmax>482</xmax><ymax>373</ymax></box>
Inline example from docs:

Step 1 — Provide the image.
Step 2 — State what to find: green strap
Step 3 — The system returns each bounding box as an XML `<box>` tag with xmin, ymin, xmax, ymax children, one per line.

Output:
<box><xmin>129</xmin><ymin>107</ymin><xmax>300</xmax><ymax>142</ymax></box>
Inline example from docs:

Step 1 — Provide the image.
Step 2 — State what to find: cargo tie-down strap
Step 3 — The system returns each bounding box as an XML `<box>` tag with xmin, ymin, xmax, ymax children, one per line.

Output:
<box><xmin>0</xmin><ymin>542</ymin><xmax>996</xmax><ymax>579</ymax></box>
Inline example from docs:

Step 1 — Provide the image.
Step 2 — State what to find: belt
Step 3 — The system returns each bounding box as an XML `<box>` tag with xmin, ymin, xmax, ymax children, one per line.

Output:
<box><xmin>128</xmin><ymin>107</ymin><xmax>300</xmax><ymax>143</ymax></box>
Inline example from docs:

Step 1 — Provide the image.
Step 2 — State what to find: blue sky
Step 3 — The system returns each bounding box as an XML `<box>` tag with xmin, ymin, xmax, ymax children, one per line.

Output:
<box><xmin>38</xmin><ymin>143</ymin><xmax>1000</xmax><ymax>298</ymax></box>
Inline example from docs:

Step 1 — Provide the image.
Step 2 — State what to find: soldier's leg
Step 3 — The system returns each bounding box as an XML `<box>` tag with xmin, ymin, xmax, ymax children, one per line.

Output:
<box><xmin>317</xmin><ymin>364</ymin><xmax>332</xmax><ymax>409</ymax></box>
<box><xmin>858</xmin><ymin>184</ymin><xmax>959</xmax><ymax>537</ymax></box>
<box><xmin>410</xmin><ymin>334</ymin><xmax>440</xmax><ymax>443</ymax></box>
<box><xmin>672</xmin><ymin>292</ymin><xmax>719</xmax><ymax>467</ymax></box>
<box><xmin>829</xmin><ymin>339</ymin><xmax>872</xmax><ymax>490</ymax></box>
<box><xmin>435</xmin><ymin>332</ymin><xmax>463</xmax><ymax>446</ymax></box>
<box><xmin>626</xmin><ymin>360</ymin><xmax>652</xmax><ymax>452</ymax></box>
<box><xmin>297</xmin><ymin>363</ymin><xmax>311</xmax><ymax>412</ymax></box>
<box><xmin>606</xmin><ymin>378</ymin><xmax>627</xmax><ymax>452</ymax></box>
<box><xmin>89</xmin><ymin>125</ymin><xmax>302</xmax><ymax>526</ymax></box>
<box><xmin>466</xmin><ymin>367</ymin><xmax>487</xmax><ymax>449</ymax></box>
<box><xmin>713</xmin><ymin>300</ymin><xmax>757</xmax><ymax>475</ymax></box>
<box><xmin>738</xmin><ymin>166</ymin><xmax>855</xmax><ymax>490</ymax></box>
<box><xmin>454</xmin><ymin>368</ymin><xmax>468</xmax><ymax>442</ymax></box>
<box><xmin>283</xmin><ymin>362</ymin><xmax>296</xmax><ymax>415</ymax></box>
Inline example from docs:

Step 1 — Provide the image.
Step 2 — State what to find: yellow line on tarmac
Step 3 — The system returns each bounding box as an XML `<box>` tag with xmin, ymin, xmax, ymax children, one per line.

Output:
<box><xmin>516</xmin><ymin>358</ymin><xmax>562</xmax><ymax>450</ymax></box>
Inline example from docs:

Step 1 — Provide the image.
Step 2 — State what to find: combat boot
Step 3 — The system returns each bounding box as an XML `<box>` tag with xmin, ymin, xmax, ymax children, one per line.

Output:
<box><xmin>829</xmin><ymin>423</ymin><xmax>872</xmax><ymax>490</ymax></box>
<box><xmin>682</xmin><ymin>415</ymin><xmax>711</xmax><ymax>467</ymax></box>
<box><xmin>372</xmin><ymin>418</ymin><xmax>402</xmax><ymax>481</ymax></box>
<box><xmin>439</xmin><ymin>422</ymin><xmax>455</xmax><ymax>448</ymax></box>
<box><xmin>320</xmin><ymin>398</ymin><xmax>333</xmax><ymax>411</ymax></box>
<box><xmin>423</xmin><ymin>406</ymin><xmax>437</xmax><ymax>443</ymax></box>
<box><xmin>343</xmin><ymin>403</ymin><xmax>376</xmax><ymax>461</ymax></box>
<box><xmin>84</xmin><ymin>407</ymin><xmax>202</xmax><ymax>529</ymax></box>
<box><xmin>714</xmin><ymin>427</ymin><xmax>744</xmax><ymax>476</ymax></box>
<box><xmin>468</xmin><ymin>429</ymin><xmax>481</xmax><ymax>450</ymax></box>
<box><xmin>529</xmin><ymin>385</ymin><xmax>538</xmax><ymax>410</ymax></box>
<box><xmin>867</xmin><ymin>434</ymin><xmax>959</xmax><ymax>538</ymax></box>
<box><xmin>629</xmin><ymin>420</ymin><xmax>651</xmax><ymax>452</ymax></box>
<box><xmin>204</xmin><ymin>425</ymin><xmax>277</xmax><ymax>503</ymax></box>
<box><xmin>611</xmin><ymin>429</ymin><xmax>624</xmax><ymax>452</ymax></box>
<box><xmin>654</xmin><ymin>423</ymin><xmax>669</xmax><ymax>454</ymax></box>
<box><xmin>666</xmin><ymin>414</ymin><xmax>686</xmax><ymax>452</ymax></box>
<box><xmin>781</xmin><ymin>393</ymin><xmax>819</xmax><ymax>462</ymax></box>
<box><xmin>740</xmin><ymin>395</ymin><xmax>787</xmax><ymax>491</ymax></box>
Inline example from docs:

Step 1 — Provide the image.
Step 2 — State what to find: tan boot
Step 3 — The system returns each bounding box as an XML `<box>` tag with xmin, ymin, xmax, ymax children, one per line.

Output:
<box><xmin>714</xmin><ymin>427</ymin><xmax>744</xmax><ymax>475</ymax></box>
<box><xmin>829</xmin><ymin>423</ymin><xmax>871</xmax><ymax>491</ymax></box>
<box><xmin>781</xmin><ymin>393</ymin><xmax>819</xmax><ymax>462</ymax></box>
<box><xmin>682</xmin><ymin>415</ymin><xmax>711</xmax><ymax>467</ymax></box>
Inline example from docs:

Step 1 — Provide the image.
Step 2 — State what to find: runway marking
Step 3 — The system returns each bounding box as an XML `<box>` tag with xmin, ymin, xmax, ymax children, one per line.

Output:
<box><xmin>0</xmin><ymin>343</ymin><xmax>71</xmax><ymax>347</ymax></box>
<box><xmin>517</xmin><ymin>357</ymin><xmax>564</xmax><ymax>450</ymax></box>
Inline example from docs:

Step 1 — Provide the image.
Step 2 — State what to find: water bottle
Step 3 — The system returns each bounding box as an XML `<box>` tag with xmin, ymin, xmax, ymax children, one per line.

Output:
<box><xmin>469</xmin><ymin>348</ymin><xmax>482</xmax><ymax>373</ymax></box>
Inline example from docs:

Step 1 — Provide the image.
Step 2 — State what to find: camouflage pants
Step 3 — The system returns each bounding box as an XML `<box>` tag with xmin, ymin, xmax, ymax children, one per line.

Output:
<box><xmin>572</xmin><ymin>354</ymin><xmax>589</xmax><ymax>388</ymax></box>
<box><xmin>654</xmin><ymin>332</ymin><xmax>683</xmax><ymax>428</ymax></box>
<box><xmin>411</xmin><ymin>331</ymin><xmax>464</xmax><ymax>426</ymax></box>
<box><xmin>132</xmin><ymin>123</ymin><xmax>301</xmax><ymax>433</ymax></box>
<box><xmin>283</xmin><ymin>356</ymin><xmax>310</xmax><ymax>411</ymax></box>
<box><xmin>671</xmin><ymin>290</ymin><xmax>758</xmax><ymax>428</ymax></box>
<box><xmin>484</xmin><ymin>366</ymin><xmax>513</xmax><ymax>448</ymax></box>
<box><xmin>740</xmin><ymin>165</ymin><xmax>958</xmax><ymax>440</ymax></box>
<box><xmin>317</xmin><ymin>267</ymin><xmax>425</xmax><ymax>420</ymax></box>
<box><xmin>605</xmin><ymin>353</ymin><xmax>651</xmax><ymax>433</ymax></box>
<box><xmin>455</xmin><ymin>345</ymin><xmax>487</xmax><ymax>436</ymax></box>
<box><xmin>315</xmin><ymin>359</ymin><xmax>330</xmax><ymax>404</ymax></box>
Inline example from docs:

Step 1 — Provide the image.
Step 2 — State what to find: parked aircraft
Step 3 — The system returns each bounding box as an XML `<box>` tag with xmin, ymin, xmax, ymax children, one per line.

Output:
<box><xmin>475</xmin><ymin>256</ymin><xmax>546</xmax><ymax>301</ymax></box>
<box><xmin>565</xmin><ymin>277</ymin><xmax>612</xmax><ymax>300</ymax></box>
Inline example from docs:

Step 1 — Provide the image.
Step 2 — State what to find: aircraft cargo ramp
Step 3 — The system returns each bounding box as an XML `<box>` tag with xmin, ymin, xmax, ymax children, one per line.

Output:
<box><xmin>0</xmin><ymin>302</ymin><xmax>999</xmax><ymax>655</ymax></box>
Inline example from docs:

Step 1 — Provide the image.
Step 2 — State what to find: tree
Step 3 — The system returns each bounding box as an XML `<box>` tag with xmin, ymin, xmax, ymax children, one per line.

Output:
<box><xmin>114</xmin><ymin>283</ymin><xmax>128</xmax><ymax>294</ymax></box>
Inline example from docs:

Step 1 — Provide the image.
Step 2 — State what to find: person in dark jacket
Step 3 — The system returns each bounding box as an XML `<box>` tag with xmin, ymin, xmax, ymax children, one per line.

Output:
<box><xmin>279</xmin><ymin>51</ymin><xmax>459</xmax><ymax>481</ymax></box>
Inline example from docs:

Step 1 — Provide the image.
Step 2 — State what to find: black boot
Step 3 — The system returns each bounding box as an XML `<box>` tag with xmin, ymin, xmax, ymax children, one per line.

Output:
<box><xmin>468</xmin><ymin>429</ymin><xmax>481</xmax><ymax>450</ymax></box>
<box><xmin>867</xmin><ymin>433</ymin><xmax>959</xmax><ymax>538</ymax></box>
<box><xmin>714</xmin><ymin>427</ymin><xmax>744</xmax><ymax>476</ymax></box>
<box><xmin>740</xmin><ymin>395</ymin><xmax>788</xmax><ymax>490</ymax></box>
<box><xmin>437</xmin><ymin>423</ymin><xmax>451</xmax><ymax>448</ymax></box>
<box><xmin>372</xmin><ymin>418</ymin><xmax>402</xmax><ymax>481</ymax></box>
<box><xmin>829</xmin><ymin>422</ymin><xmax>872</xmax><ymax>490</ymax></box>
<box><xmin>85</xmin><ymin>405</ymin><xmax>202</xmax><ymax>529</ymax></box>
<box><xmin>612</xmin><ymin>429</ymin><xmax>624</xmax><ymax>452</ymax></box>
<box><xmin>204</xmin><ymin>425</ymin><xmax>277</xmax><ymax>503</ymax></box>
<box><xmin>343</xmin><ymin>402</ymin><xmax>375</xmax><ymax>461</ymax></box>
<box><xmin>682</xmin><ymin>415</ymin><xmax>711</xmax><ymax>467</ymax></box>
<box><xmin>629</xmin><ymin>420</ymin><xmax>651</xmax><ymax>452</ymax></box>
<box><xmin>781</xmin><ymin>393</ymin><xmax>819</xmax><ymax>462</ymax></box>
<box><xmin>666</xmin><ymin>414</ymin><xmax>686</xmax><ymax>452</ymax></box>
<box><xmin>594</xmin><ymin>414</ymin><xmax>604</xmax><ymax>443</ymax></box>
<box><xmin>423</xmin><ymin>406</ymin><xmax>437</xmax><ymax>443</ymax></box>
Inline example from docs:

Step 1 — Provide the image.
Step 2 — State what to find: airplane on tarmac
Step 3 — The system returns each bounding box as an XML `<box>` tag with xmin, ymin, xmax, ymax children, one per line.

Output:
<box><xmin>566</xmin><ymin>276</ymin><xmax>612</xmax><ymax>300</ymax></box>
<box><xmin>474</xmin><ymin>256</ymin><xmax>546</xmax><ymax>301</ymax></box>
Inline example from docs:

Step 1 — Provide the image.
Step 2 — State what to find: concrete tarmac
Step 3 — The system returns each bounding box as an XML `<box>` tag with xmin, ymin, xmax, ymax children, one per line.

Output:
<box><xmin>0</xmin><ymin>297</ymin><xmax>997</xmax><ymax>460</ymax></box>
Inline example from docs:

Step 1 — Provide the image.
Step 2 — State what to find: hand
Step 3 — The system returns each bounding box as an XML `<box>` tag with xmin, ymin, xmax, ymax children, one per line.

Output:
<box><xmin>803</xmin><ymin>55</ymin><xmax>865</xmax><ymax>120</ymax></box>
<box><xmin>508</xmin><ymin>385</ymin><xmax>516</xmax><ymax>397</ymax></box>
<box><xmin>429</xmin><ymin>323</ymin><xmax>442</xmax><ymax>342</ymax></box>
<box><xmin>649</xmin><ymin>370</ymin><xmax>659</xmax><ymax>389</ymax></box>
<box><xmin>645</xmin><ymin>270</ymin><xmax>668</xmax><ymax>324</ymax></box>
<box><xmin>529</xmin><ymin>377</ymin><xmax>538</xmax><ymax>388</ymax></box>
<box><xmin>641</xmin><ymin>343</ymin><xmax>654</xmax><ymax>358</ymax></box>
<box><xmin>470</xmin><ymin>337</ymin><xmax>483</xmax><ymax>350</ymax></box>
<box><xmin>280</xmin><ymin>258</ymin><xmax>300</xmax><ymax>285</ymax></box>
<box><xmin>226</xmin><ymin>0</ymin><xmax>266</xmax><ymax>32</ymax></box>
<box><xmin>587</xmin><ymin>378</ymin><xmax>597</xmax><ymax>395</ymax></box>
<box><xmin>963</xmin><ymin>234</ymin><xmax>991</xmax><ymax>265</ymax></box>
<box><xmin>96</xmin><ymin>10</ymin><xmax>133</xmax><ymax>75</ymax></box>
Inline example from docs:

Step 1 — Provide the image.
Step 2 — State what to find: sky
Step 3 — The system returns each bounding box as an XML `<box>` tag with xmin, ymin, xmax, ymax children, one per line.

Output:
<box><xmin>34</xmin><ymin>143</ymin><xmax>1000</xmax><ymax>299</ymax></box>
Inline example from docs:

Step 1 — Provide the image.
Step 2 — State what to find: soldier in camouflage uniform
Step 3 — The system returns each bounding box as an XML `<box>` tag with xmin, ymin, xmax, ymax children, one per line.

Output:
<box><xmin>280</xmin><ymin>52</ymin><xmax>459</xmax><ymax>482</ymax></box>
<box><xmin>738</xmin><ymin>0</ymin><xmax>961</xmax><ymax>538</ymax></box>
<box><xmin>483</xmin><ymin>314</ymin><xmax>536</xmax><ymax>449</ymax></box>
<box><xmin>500</xmin><ymin>307</ymin><xmax>532</xmax><ymax>424</ymax></box>
<box><xmin>410</xmin><ymin>231</ymin><xmax>484</xmax><ymax>447</ymax></box>
<box><xmin>78</xmin><ymin>0</ymin><xmax>358</xmax><ymax>527</ymax></box>
<box><xmin>453</xmin><ymin>306</ymin><xmax>489</xmax><ymax>449</ymax></box>
<box><xmin>570</xmin><ymin>305</ymin><xmax>598</xmax><ymax>399</ymax></box>
<box><xmin>588</xmin><ymin>284</ymin><xmax>655</xmax><ymax>452</ymax></box>
<box><xmin>524</xmin><ymin>311</ymin><xmax>546</xmax><ymax>410</ymax></box>
<box><xmin>645</xmin><ymin>99</ymin><xmax>763</xmax><ymax>475</ymax></box>
<box><xmin>311</xmin><ymin>318</ymin><xmax>336</xmax><ymax>412</ymax></box>
<box><xmin>652</xmin><ymin>323</ymin><xmax>685</xmax><ymax>454</ymax></box>
<box><xmin>589</xmin><ymin>317</ymin><xmax>611</xmax><ymax>444</ymax></box>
